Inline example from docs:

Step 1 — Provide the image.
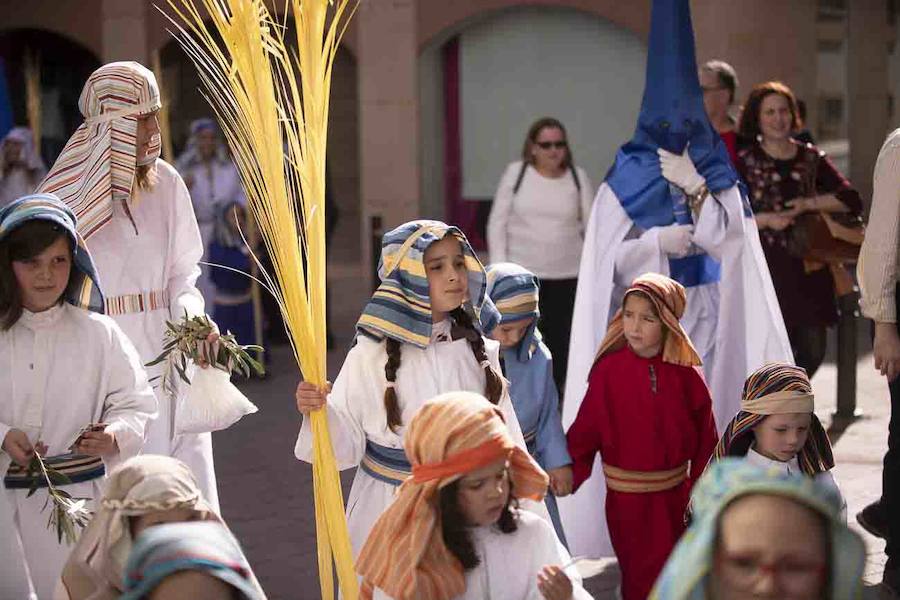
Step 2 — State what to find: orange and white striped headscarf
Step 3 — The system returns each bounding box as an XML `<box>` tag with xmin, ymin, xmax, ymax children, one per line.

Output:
<box><xmin>39</xmin><ymin>61</ymin><xmax>161</xmax><ymax>239</ymax></box>
<box><xmin>594</xmin><ymin>272</ymin><xmax>702</xmax><ymax>368</ymax></box>
<box><xmin>356</xmin><ymin>391</ymin><xmax>548</xmax><ymax>600</ymax></box>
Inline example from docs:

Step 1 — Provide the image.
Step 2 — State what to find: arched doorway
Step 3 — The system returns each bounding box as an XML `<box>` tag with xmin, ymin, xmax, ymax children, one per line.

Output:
<box><xmin>0</xmin><ymin>28</ymin><xmax>100</xmax><ymax>165</ymax></box>
<box><xmin>419</xmin><ymin>6</ymin><xmax>647</xmax><ymax>251</ymax></box>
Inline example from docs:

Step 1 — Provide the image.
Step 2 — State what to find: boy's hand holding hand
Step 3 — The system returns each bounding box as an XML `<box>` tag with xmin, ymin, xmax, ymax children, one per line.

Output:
<box><xmin>537</xmin><ymin>565</ymin><xmax>573</xmax><ymax>600</ymax></box>
<box><xmin>548</xmin><ymin>466</ymin><xmax>574</xmax><ymax>497</ymax></box>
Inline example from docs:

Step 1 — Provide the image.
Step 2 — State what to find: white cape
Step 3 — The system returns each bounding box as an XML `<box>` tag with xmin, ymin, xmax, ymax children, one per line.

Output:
<box><xmin>558</xmin><ymin>181</ymin><xmax>793</xmax><ymax>557</ymax></box>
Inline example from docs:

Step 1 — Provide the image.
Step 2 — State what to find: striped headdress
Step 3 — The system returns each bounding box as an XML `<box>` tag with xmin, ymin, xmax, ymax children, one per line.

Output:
<box><xmin>710</xmin><ymin>362</ymin><xmax>834</xmax><ymax>475</ymax></box>
<box><xmin>0</xmin><ymin>193</ymin><xmax>104</xmax><ymax>313</ymax></box>
<box><xmin>356</xmin><ymin>391</ymin><xmax>548</xmax><ymax>600</ymax></box>
<box><xmin>650</xmin><ymin>459</ymin><xmax>865</xmax><ymax>600</ymax></box>
<box><xmin>38</xmin><ymin>61</ymin><xmax>161</xmax><ymax>239</ymax></box>
<box><xmin>357</xmin><ymin>220</ymin><xmax>499</xmax><ymax>347</ymax></box>
<box><xmin>485</xmin><ymin>262</ymin><xmax>541</xmax><ymax>361</ymax></box>
<box><xmin>594</xmin><ymin>272</ymin><xmax>702</xmax><ymax>368</ymax></box>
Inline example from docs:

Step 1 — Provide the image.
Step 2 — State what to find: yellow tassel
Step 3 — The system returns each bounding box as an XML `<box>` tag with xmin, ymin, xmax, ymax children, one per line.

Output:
<box><xmin>150</xmin><ymin>50</ymin><xmax>175</xmax><ymax>163</ymax></box>
<box><xmin>163</xmin><ymin>1</ymin><xmax>358</xmax><ymax>598</ymax></box>
<box><xmin>24</xmin><ymin>49</ymin><xmax>41</xmax><ymax>150</ymax></box>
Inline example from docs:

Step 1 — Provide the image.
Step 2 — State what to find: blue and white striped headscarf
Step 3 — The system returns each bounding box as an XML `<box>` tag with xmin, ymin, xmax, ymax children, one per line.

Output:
<box><xmin>650</xmin><ymin>459</ymin><xmax>865</xmax><ymax>600</ymax></box>
<box><xmin>0</xmin><ymin>193</ymin><xmax>104</xmax><ymax>313</ymax></box>
<box><xmin>357</xmin><ymin>220</ymin><xmax>498</xmax><ymax>348</ymax></box>
<box><xmin>485</xmin><ymin>262</ymin><xmax>541</xmax><ymax>362</ymax></box>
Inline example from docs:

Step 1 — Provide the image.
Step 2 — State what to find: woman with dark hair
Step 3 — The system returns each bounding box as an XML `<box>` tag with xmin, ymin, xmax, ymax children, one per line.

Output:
<box><xmin>0</xmin><ymin>194</ymin><xmax>156</xmax><ymax>599</ymax></box>
<box><xmin>735</xmin><ymin>81</ymin><xmax>862</xmax><ymax>377</ymax></box>
<box><xmin>487</xmin><ymin>117</ymin><xmax>595</xmax><ymax>393</ymax></box>
<box><xmin>356</xmin><ymin>391</ymin><xmax>590</xmax><ymax>600</ymax></box>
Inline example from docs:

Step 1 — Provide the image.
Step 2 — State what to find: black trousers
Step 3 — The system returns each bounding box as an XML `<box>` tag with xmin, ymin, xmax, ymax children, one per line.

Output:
<box><xmin>885</xmin><ymin>285</ymin><xmax>900</xmax><ymax>567</ymax></box>
<box><xmin>787</xmin><ymin>324</ymin><xmax>828</xmax><ymax>378</ymax></box>
<box><xmin>537</xmin><ymin>277</ymin><xmax>578</xmax><ymax>398</ymax></box>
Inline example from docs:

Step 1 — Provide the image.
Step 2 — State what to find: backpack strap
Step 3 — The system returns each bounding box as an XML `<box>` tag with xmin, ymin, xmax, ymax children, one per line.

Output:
<box><xmin>512</xmin><ymin>161</ymin><xmax>529</xmax><ymax>195</ymax></box>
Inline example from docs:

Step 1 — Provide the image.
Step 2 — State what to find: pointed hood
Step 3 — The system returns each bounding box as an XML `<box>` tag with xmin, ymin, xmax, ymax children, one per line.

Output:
<box><xmin>605</xmin><ymin>0</ymin><xmax>738</xmax><ymax>231</ymax></box>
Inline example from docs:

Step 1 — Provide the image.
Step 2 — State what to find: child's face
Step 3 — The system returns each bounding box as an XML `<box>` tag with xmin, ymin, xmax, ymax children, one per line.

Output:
<box><xmin>11</xmin><ymin>236</ymin><xmax>72</xmax><ymax>313</ymax></box>
<box><xmin>711</xmin><ymin>493</ymin><xmax>827</xmax><ymax>600</ymax></box>
<box><xmin>489</xmin><ymin>317</ymin><xmax>534</xmax><ymax>350</ymax></box>
<box><xmin>424</xmin><ymin>237</ymin><xmax>469</xmax><ymax>319</ymax></box>
<box><xmin>752</xmin><ymin>413</ymin><xmax>812</xmax><ymax>463</ymax></box>
<box><xmin>622</xmin><ymin>293</ymin><xmax>664</xmax><ymax>358</ymax></box>
<box><xmin>456</xmin><ymin>458</ymin><xmax>510</xmax><ymax>527</ymax></box>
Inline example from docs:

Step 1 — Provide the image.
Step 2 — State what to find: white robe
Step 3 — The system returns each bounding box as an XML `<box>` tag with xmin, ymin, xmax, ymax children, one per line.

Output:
<box><xmin>559</xmin><ymin>182</ymin><xmax>793</xmax><ymax>558</ymax></box>
<box><xmin>0</xmin><ymin>304</ymin><xmax>157</xmax><ymax>600</ymax></box>
<box><xmin>295</xmin><ymin>321</ymin><xmax>544</xmax><ymax>557</ymax></box>
<box><xmin>744</xmin><ymin>447</ymin><xmax>847</xmax><ymax>521</ymax></box>
<box><xmin>86</xmin><ymin>159</ymin><xmax>220</xmax><ymax>510</ymax></box>
<box><xmin>373</xmin><ymin>510</ymin><xmax>593</xmax><ymax>600</ymax></box>
<box><xmin>178</xmin><ymin>158</ymin><xmax>245</xmax><ymax>304</ymax></box>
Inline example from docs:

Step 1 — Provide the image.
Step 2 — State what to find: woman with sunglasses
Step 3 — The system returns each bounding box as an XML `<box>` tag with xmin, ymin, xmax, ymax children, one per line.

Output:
<box><xmin>487</xmin><ymin>117</ymin><xmax>595</xmax><ymax>394</ymax></box>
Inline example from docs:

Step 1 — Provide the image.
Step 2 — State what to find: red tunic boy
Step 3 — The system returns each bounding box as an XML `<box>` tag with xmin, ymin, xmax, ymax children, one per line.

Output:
<box><xmin>566</xmin><ymin>273</ymin><xmax>718</xmax><ymax>600</ymax></box>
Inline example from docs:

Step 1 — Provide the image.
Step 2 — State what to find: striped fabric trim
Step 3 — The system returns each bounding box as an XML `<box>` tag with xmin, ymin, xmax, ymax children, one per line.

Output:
<box><xmin>485</xmin><ymin>263</ymin><xmax>541</xmax><ymax>360</ymax></box>
<box><xmin>603</xmin><ymin>462</ymin><xmax>689</xmax><ymax>494</ymax></box>
<box><xmin>5</xmin><ymin>453</ymin><xmax>105</xmax><ymax>489</ymax></box>
<box><xmin>360</xmin><ymin>440</ymin><xmax>412</xmax><ymax>487</ymax></box>
<box><xmin>357</xmin><ymin>220</ymin><xmax>497</xmax><ymax>348</ymax></box>
<box><xmin>104</xmin><ymin>289</ymin><xmax>169</xmax><ymax>316</ymax></box>
<box><xmin>38</xmin><ymin>62</ymin><xmax>161</xmax><ymax>239</ymax></box>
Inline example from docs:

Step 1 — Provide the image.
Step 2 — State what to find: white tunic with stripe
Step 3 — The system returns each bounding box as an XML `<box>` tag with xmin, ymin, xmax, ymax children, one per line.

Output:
<box><xmin>85</xmin><ymin>158</ymin><xmax>220</xmax><ymax>510</ymax></box>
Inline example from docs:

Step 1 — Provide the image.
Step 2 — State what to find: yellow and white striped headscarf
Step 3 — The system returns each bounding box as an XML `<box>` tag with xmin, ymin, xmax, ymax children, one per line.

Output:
<box><xmin>356</xmin><ymin>392</ymin><xmax>548</xmax><ymax>600</ymax></box>
<box><xmin>39</xmin><ymin>61</ymin><xmax>161</xmax><ymax>239</ymax></box>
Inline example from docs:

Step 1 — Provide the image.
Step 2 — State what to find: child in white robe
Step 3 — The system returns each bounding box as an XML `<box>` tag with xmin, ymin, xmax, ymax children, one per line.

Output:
<box><xmin>39</xmin><ymin>62</ymin><xmax>221</xmax><ymax>510</ymax></box>
<box><xmin>706</xmin><ymin>361</ymin><xmax>847</xmax><ymax>519</ymax></box>
<box><xmin>0</xmin><ymin>194</ymin><xmax>157</xmax><ymax>600</ymax></box>
<box><xmin>356</xmin><ymin>391</ymin><xmax>591</xmax><ymax>600</ymax></box>
<box><xmin>295</xmin><ymin>220</ymin><xmax>533</xmax><ymax>557</ymax></box>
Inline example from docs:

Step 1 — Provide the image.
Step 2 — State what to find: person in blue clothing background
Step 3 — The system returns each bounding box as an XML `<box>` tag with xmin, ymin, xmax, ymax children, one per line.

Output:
<box><xmin>485</xmin><ymin>262</ymin><xmax>572</xmax><ymax>545</ymax></box>
<box><xmin>208</xmin><ymin>200</ymin><xmax>265</xmax><ymax>367</ymax></box>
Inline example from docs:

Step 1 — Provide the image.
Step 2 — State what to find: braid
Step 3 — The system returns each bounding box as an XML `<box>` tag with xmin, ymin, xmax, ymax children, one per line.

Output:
<box><xmin>384</xmin><ymin>337</ymin><xmax>403</xmax><ymax>432</ymax></box>
<box><xmin>450</xmin><ymin>307</ymin><xmax>504</xmax><ymax>405</ymax></box>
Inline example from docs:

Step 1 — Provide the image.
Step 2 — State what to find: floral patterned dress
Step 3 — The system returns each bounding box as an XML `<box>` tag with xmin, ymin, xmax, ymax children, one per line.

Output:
<box><xmin>736</xmin><ymin>141</ymin><xmax>862</xmax><ymax>328</ymax></box>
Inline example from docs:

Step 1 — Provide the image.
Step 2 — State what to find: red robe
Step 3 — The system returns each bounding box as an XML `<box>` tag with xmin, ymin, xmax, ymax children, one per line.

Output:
<box><xmin>566</xmin><ymin>346</ymin><xmax>718</xmax><ymax>600</ymax></box>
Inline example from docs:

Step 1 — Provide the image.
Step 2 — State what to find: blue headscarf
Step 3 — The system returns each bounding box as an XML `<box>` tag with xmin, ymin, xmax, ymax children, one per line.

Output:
<box><xmin>121</xmin><ymin>521</ymin><xmax>264</xmax><ymax>599</ymax></box>
<box><xmin>650</xmin><ymin>459</ymin><xmax>865</xmax><ymax>600</ymax></box>
<box><xmin>0</xmin><ymin>193</ymin><xmax>104</xmax><ymax>313</ymax></box>
<box><xmin>485</xmin><ymin>262</ymin><xmax>541</xmax><ymax>363</ymax></box>
<box><xmin>357</xmin><ymin>220</ymin><xmax>499</xmax><ymax>348</ymax></box>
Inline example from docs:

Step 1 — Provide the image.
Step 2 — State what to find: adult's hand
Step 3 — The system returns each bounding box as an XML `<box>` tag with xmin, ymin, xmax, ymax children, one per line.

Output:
<box><xmin>658</xmin><ymin>147</ymin><xmax>706</xmax><ymax>195</ymax></box>
<box><xmin>658</xmin><ymin>224</ymin><xmax>694</xmax><ymax>257</ymax></box>
<box><xmin>873</xmin><ymin>322</ymin><xmax>900</xmax><ymax>382</ymax></box>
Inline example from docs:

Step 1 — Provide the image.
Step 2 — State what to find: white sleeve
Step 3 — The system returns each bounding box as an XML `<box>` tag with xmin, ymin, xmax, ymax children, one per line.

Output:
<box><xmin>577</xmin><ymin>168</ymin><xmax>595</xmax><ymax>238</ymax></box>
<box><xmin>690</xmin><ymin>185</ymin><xmax>745</xmax><ymax>261</ymax></box>
<box><xmin>613</xmin><ymin>227</ymin><xmax>667</xmax><ymax>287</ymax></box>
<box><xmin>166</xmin><ymin>168</ymin><xmax>206</xmax><ymax>319</ymax></box>
<box><xmin>487</xmin><ymin>163</ymin><xmax>519</xmax><ymax>263</ymax></box>
<box><xmin>100</xmin><ymin>321</ymin><xmax>159</xmax><ymax>471</ymax></box>
<box><xmin>294</xmin><ymin>341</ymin><xmax>373</xmax><ymax>470</ymax></box>
<box><xmin>523</xmin><ymin>514</ymin><xmax>594</xmax><ymax>600</ymax></box>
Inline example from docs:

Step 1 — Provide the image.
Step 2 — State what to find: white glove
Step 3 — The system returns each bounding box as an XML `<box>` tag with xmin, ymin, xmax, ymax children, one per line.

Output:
<box><xmin>658</xmin><ymin>224</ymin><xmax>694</xmax><ymax>257</ymax></box>
<box><xmin>658</xmin><ymin>147</ymin><xmax>706</xmax><ymax>195</ymax></box>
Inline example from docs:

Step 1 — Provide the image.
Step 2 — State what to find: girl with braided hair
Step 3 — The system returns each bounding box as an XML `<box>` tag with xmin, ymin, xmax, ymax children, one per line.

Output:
<box><xmin>295</xmin><ymin>220</ymin><xmax>535</xmax><ymax>558</ymax></box>
<box><xmin>705</xmin><ymin>361</ymin><xmax>846</xmax><ymax>519</ymax></box>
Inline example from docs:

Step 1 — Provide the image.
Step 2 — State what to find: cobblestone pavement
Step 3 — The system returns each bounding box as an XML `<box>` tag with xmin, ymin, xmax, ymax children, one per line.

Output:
<box><xmin>214</xmin><ymin>238</ymin><xmax>894</xmax><ymax>599</ymax></box>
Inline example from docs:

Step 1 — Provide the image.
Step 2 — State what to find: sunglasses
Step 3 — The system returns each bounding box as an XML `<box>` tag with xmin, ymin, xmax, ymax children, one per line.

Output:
<box><xmin>535</xmin><ymin>141</ymin><xmax>568</xmax><ymax>150</ymax></box>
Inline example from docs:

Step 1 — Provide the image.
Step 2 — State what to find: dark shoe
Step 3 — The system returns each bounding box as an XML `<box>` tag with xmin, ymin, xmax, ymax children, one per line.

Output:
<box><xmin>857</xmin><ymin>501</ymin><xmax>889</xmax><ymax>539</ymax></box>
<box><xmin>883</xmin><ymin>567</ymin><xmax>900</xmax><ymax>596</ymax></box>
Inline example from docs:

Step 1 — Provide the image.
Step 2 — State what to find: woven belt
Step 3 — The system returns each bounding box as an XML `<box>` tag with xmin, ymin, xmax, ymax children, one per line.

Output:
<box><xmin>4</xmin><ymin>453</ymin><xmax>105</xmax><ymax>489</ymax></box>
<box><xmin>360</xmin><ymin>440</ymin><xmax>411</xmax><ymax>487</ymax></box>
<box><xmin>602</xmin><ymin>462</ymin><xmax>689</xmax><ymax>494</ymax></box>
<box><xmin>214</xmin><ymin>291</ymin><xmax>253</xmax><ymax>306</ymax></box>
<box><xmin>104</xmin><ymin>289</ymin><xmax>169</xmax><ymax>316</ymax></box>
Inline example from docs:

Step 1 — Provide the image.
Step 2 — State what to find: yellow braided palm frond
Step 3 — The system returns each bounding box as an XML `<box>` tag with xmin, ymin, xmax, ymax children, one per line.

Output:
<box><xmin>163</xmin><ymin>1</ymin><xmax>358</xmax><ymax>598</ymax></box>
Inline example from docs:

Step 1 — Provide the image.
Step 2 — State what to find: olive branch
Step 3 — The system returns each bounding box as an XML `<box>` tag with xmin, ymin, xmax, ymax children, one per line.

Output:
<box><xmin>25</xmin><ymin>453</ymin><xmax>92</xmax><ymax>545</ymax></box>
